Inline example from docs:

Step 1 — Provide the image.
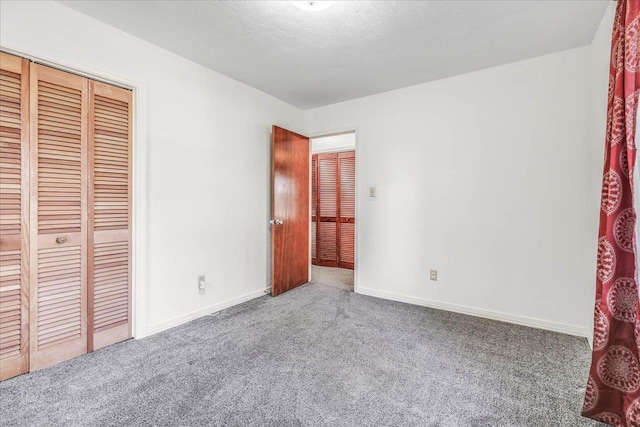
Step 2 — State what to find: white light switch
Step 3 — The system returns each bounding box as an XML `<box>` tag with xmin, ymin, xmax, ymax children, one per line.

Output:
<box><xmin>369</xmin><ymin>185</ymin><xmax>377</xmax><ymax>199</ymax></box>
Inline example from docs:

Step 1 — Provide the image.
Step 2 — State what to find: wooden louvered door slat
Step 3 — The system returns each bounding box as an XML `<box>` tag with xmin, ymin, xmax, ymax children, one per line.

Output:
<box><xmin>29</xmin><ymin>64</ymin><xmax>88</xmax><ymax>371</ymax></box>
<box><xmin>316</xmin><ymin>153</ymin><xmax>338</xmax><ymax>267</ymax></box>
<box><xmin>338</xmin><ymin>151</ymin><xmax>355</xmax><ymax>270</ymax></box>
<box><xmin>88</xmin><ymin>81</ymin><xmax>132</xmax><ymax>351</ymax></box>
<box><xmin>0</xmin><ymin>53</ymin><xmax>30</xmax><ymax>380</ymax></box>
<box><xmin>311</xmin><ymin>151</ymin><xmax>355</xmax><ymax>271</ymax></box>
<box><xmin>311</xmin><ymin>156</ymin><xmax>317</xmax><ymax>263</ymax></box>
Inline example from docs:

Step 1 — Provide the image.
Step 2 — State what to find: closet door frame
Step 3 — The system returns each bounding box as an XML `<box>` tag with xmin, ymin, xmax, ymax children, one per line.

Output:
<box><xmin>1</xmin><ymin>46</ymin><xmax>148</xmax><ymax>341</ymax></box>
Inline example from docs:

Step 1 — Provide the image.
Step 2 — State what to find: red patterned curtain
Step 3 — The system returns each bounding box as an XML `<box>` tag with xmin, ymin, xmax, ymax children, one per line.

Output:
<box><xmin>583</xmin><ymin>1</ymin><xmax>640</xmax><ymax>426</ymax></box>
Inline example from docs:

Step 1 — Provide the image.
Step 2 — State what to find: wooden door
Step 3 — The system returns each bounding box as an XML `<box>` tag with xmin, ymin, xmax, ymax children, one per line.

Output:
<box><xmin>338</xmin><ymin>151</ymin><xmax>355</xmax><ymax>269</ymax></box>
<box><xmin>315</xmin><ymin>153</ymin><xmax>338</xmax><ymax>267</ymax></box>
<box><xmin>0</xmin><ymin>53</ymin><xmax>30</xmax><ymax>380</ymax></box>
<box><xmin>271</xmin><ymin>126</ymin><xmax>309</xmax><ymax>296</ymax></box>
<box><xmin>88</xmin><ymin>81</ymin><xmax>132</xmax><ymax>351</ymax></box>
<box><xmin>311</xmin><ymin>156</ymin><xmax>317</xmax><ymax>263</ymax></box>
<box><xmin>311</xmin><ymin>151</ymin><xmax>355</xmax><ymax>270</ymax></box>
<box><xmin>29</xmin><ymin>64</ymin><xmax>88</xmax><ymax>371</ymax></box>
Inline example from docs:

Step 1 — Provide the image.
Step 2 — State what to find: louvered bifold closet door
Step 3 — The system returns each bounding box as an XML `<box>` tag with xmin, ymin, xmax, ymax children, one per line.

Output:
<box><xmin>88</xmin><ymin>81</ymin><xmax>132</xmax><ymax>351</ymax></box>
<box><xmin>311</xmin><ymin>156</ymin><xmax>317</xmax><ymax>264</ymax></box>
<box><xmin>316</xmin><ymin>153</ymin><xmax>338</xmax><ymax>267</ymax></box>
<box><xmin>338</xmin><ymin>151</ymin><xmax>355</xmax><ymax>270</ymax></box>
<box><xmin>0</xmin><ymin>53</ymin><xmax>30</xmax><ymax>380</ymax></box>
<box><xmin>29</xmin><ymin>64</ymin><xmax>88</xmax><ymax>371</ymax></box>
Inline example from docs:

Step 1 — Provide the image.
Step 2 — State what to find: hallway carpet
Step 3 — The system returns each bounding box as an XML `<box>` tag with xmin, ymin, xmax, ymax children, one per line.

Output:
<box><xmin>1</xmin><ymin>279</ymin><xmax>601</xmax><ymax>426</ymax></box>
<box><xmin>311</xmin><ymin>265</ymin><xmax>354</xmax><ymax>291</ymax></box>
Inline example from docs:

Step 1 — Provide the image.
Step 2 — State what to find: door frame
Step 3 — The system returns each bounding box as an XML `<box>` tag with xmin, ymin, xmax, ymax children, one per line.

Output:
<box><xmin>308</xmin><ymin>129</ymin><xmax>359</xmax><ymax>293</ymax></box>
<box><xmin>0</xmin><ymin>45</ymin><xmax>149</xmax><ymax>339</ymax></box>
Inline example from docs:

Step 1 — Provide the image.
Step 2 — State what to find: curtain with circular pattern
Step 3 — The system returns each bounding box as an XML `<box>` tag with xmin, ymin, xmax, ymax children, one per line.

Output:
<box><xmin>582</xmin><ymin>1</ymin><xmax>640</xmax><ymax>426</ymax></box>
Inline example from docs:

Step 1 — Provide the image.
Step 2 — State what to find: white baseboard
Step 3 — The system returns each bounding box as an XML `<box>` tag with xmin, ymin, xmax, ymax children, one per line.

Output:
<box><xmin>142</xmin><ymin>285</ymin><xmax>591</xmax><ymax>345</ymax></box>
<box><xmin>144</xmin><ymin>288</ymin><xmax>268</xmax><ymax>337</ymax></box>
<box><xmin>357</xmin><ymin>287</ymin><xmax>591</xmax><ymax>340</ymax></box>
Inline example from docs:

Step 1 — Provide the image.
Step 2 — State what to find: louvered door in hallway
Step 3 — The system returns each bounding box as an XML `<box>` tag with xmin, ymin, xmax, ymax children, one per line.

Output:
<box><xmin>315</xmin><ymin>153</ymin><xmax>338</xmax><ymax>267</ymax></box>
<box><xmin>311</xmin><ymin>151</ymin><xmax>355</xmax><ymax>270</ymax></box>
<box><xmin>0</xmin><ymin>53</ymin><xmax>133</xmax><ymax>379</ymax></box>
<box><xmin>337</xmin><ymin>152</ymin><xmax>355</xmax><ymax>269</ymax></box>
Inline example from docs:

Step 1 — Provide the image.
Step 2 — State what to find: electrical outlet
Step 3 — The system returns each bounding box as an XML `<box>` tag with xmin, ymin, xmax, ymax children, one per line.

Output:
<box><xmin>198</xmin><ymin>275</ymin><xmax>206</xmax><ymax>294</ymax></box>
<box><xmin>430</xmin><ymin>270</ymin><xmax>438</xmax><ymax>281</ymax></box>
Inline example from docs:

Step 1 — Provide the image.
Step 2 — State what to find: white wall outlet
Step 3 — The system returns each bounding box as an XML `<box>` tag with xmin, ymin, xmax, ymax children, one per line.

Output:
<box><xmin>430</xmin><ymin>270</ymin><xmax>438</xmax><ymax>281</ymax></box>
<box><xmin>369</xmin><ymin>185</ymin><xmax>377</xmax><ymax>200</ymax></box>
<box><xmin>198</xmin><ymin>275</ymin><xmax>206</xmax><ymax>294</ymax></box>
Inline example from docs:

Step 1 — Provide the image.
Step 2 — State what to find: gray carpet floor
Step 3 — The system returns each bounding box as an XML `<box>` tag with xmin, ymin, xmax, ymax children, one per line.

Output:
<box><xmin>0</xmin><ymin>277</ymin><xmax>602</xmax><ymax>426</ymax></box>
<box><xmin>311</xmin><ymin>265</ymin><xmax>354</xmax><ymax>291</ymax></box>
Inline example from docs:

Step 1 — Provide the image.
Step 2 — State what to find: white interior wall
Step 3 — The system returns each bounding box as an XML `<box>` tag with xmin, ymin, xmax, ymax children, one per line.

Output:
<box><xmin>0</xmin><ymin>0</ymin><xmax>304</xmax><ymax>336</ymax></box>
<box><xmin>0</xmin><ymin>0</ymin><xmax>617</xmax><ymax>342</ymax></box>
<box><xmin>311</xmin><ymin>133</ymin><xmax>356</xmax><ymax>154</ymax></box>
<box><xmin>303</xmin><ymin>4</ymin><xmax>616</xmax><ymax>338</ymax></box>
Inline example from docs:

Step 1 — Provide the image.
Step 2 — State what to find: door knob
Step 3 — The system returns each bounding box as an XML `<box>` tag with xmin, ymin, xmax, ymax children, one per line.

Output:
<box><xmin>56</xmin><ymin>236</ymin><xmax>67</xmax><ymax>244</ymax></box>
<box><xmin>270</xmin><ymin>219</ymin><xmax>284</xmax><ymax>225</ymax></box>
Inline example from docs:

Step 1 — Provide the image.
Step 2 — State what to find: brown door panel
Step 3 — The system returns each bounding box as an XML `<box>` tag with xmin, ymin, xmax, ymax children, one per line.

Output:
<box><xmin>271</xmin><ymin>126</ymin><xmax>309</xmax><ymax>296</ymax></box>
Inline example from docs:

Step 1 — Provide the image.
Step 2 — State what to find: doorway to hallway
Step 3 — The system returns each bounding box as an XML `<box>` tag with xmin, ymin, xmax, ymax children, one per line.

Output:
<box><xmin>310</xmin><ymin>132</ymin><xmax>356</xmax><ymax>291</ymax></box>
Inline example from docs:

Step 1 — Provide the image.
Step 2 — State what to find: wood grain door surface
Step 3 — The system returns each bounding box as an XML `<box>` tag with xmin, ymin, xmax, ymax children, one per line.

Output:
<box><xmin>29</xmin><ymin>63</ymin><xmax>89</xmax><ymax>371</ymax></box>
<box><xmin>0</xmin><ymin>53</ymin><xmax>133</xmax><ymax>378</ymax></box>
<box><xmin>271</xmin><ymin>126</ymin><xmax>309</xmax><ymax>297</ymax></box>
<box><xmin>338</xmin><ymin>151</ymin><xmax>355</xmax><ymax>269</ymax></box>
<box><xmin>0</xmin><ymin>52</ymin><xmax>30</xmax><ymax>380</ymax></box>
<box><xmin>311</xmin><ymin>151</ymin><xmax>355</xmax><ymax>270</ymax></box>
<box><xmin>87</xmin><ymin>81</ymin><xmax>132</xmax><ymax>352</ymax></box>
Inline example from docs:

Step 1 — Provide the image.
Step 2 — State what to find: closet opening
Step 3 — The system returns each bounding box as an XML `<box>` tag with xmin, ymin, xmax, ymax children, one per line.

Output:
<box><xmin>310</xmin><ymin>132</ymin><xmax>356</xmax><ymax>292</ymax></box>
<box><xmin>0</xmin><ymin>51</ymin><xmax>138</xmax><ymax>379</ymax></box>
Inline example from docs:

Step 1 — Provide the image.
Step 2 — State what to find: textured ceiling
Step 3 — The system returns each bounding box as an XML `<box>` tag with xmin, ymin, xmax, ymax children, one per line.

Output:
<box><xmin>59</xmin><ymin>1</ymin><xmax>609</xmax><ymax>109</ymax></box>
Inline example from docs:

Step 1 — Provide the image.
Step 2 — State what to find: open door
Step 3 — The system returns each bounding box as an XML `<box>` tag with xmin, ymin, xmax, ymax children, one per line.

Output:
<box><xmin>271</xmin><ymin>126</ymin><xmax>309</xmax><ymax>296</ymax></box>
